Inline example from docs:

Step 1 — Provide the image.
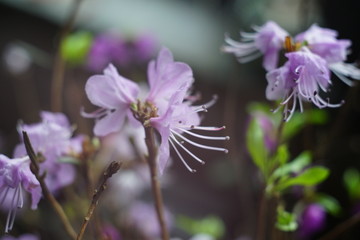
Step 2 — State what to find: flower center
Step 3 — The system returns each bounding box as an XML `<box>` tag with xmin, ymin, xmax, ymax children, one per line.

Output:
<box><xmin>131</xmin><ymin>100</ymin><xmax>158</xmax><ymax>127</ymax></box>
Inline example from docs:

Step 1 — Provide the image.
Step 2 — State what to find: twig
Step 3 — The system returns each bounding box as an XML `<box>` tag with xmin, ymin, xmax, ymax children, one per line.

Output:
<box><xmin>319</xmin><ymin>212</ymin><xmax>360</xmax><ymax>240</ymax></box>
<box><xmin>76</xmin><ymin>161</ymin><xmax>122</xmax><ymax>240</ymax></box>
<box><xmin>144</xmin><ymin>127</ymin><xmax>170</xmax><ymax>240</ymax></box>
<box><xmin>22</xmin><ymin>131</ymin><xmax>77</xmax><ymax>240</ymax></box>
<box><xmin>51</xmin><ymin>0</ymin><xmax>83</xmax><ymax>112</ymax></box>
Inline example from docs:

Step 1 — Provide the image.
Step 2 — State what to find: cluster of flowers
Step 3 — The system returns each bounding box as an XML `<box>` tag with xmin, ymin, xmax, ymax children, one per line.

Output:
<box><xmin>0</xmin><ymin>112</ymin><xmax>83</xmax><ymax>234</ymax></box>
<box><xmin>82</xmin><ymin>47</ymin><xmax>229</xmax><ymax>174</ymax></box>
<box><xmin>223</xmin><ymin>21</ymin><xmax>360</xmax><ymax>120</ymax></box>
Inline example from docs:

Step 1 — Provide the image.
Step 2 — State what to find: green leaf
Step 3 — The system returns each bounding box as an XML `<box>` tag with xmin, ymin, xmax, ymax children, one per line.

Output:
<box><xmin>277</xmin><ymin>166</ymin><xmax>329</xmax><ymax>191</ymax></box>
<box><xmin>343</xmin><ymin>168</ymin><xmax>360</xmax><ymax>200</ymax></box>
<box><xmin>272</xmin><ymin>151</ymin><xmax>311</xmax><ymax>179</ymax></box>
<box><xmin>246</xmin><ymin>119</ymin><xmax>268</xmax><ymax>174</ymax></box>
<box><xmin>314</xmin><ymin>193</ymin><xmax>341</xmax><ymax>216</ymax></box>
<box><xmin>176</xmin><ymin>215</ymin><xmax>225</xmax><ymax>238</ymax></box>
<box><xmin>282</xmin><ymin>110</ymin><xmax>328</xmax><ymax>141</ymax></box>
<box><xmin>61</xmin><ymin>31</ymin><xmax>93</xmax><ymax>64</ymax></box>
<box><xmin>276</xmin><ymin>209</ymin><xmax>298</xmax><ymax>232</ymax></box>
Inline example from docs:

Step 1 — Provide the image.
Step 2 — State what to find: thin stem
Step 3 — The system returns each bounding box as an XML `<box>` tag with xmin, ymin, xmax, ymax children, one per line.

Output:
<box><xmin>318</xmin><ymin>212</ymin><xmax>360</xmax><ymax>240</ymax></box>
<box><xmin>76</xmin><ymin>161</ymin><xmax>122</xmax><ymax>240</ymax></box>
<box><xmin>22</xmin><ymin>131</ymin><xmax>77</xmax><ymax>240</ymax></box>
<box><xmin>144</xmin><ymin>127</ymin><xmax>170</xmax><ymax>240</ymax></box>
<box><xmin>51</xmin><ymin>0</ymin><xmax>83</xmax><ymax>112</ymax></box>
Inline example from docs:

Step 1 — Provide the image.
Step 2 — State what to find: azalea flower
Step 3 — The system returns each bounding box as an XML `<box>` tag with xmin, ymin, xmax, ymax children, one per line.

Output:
<box><xmin>83</xmin><ymin>47</ymin><xmax>228</xmax><ymax>173</ymax></box>
<box><xmin>14</xmin><ymin>111</ymin><xmax>80</xmax><ymax>193</ymax></box>
<box><xmin>222</xmin><ymin>21</ymin><xmax>288</xmax><ymax>71</ymax></box>
<box><xmin>266</xmin><ymin>48</ymin><xmax>344</xmax><ymax>121</ymax></box>
<box><xmin>298</xmin><ymin>204</ymin><xmax>326</xmax><ymax>239</ymax></box>
<box><xmin>0</xmin><ymin>154</ymin><xmax>41</xmax><ymax>233</ymax></box>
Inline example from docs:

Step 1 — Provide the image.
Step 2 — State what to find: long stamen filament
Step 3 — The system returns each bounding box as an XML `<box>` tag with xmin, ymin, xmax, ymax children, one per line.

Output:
<box><xmin>169</xmin><ymin>138</ymin><xmax>196</xmax><ymax>173</ymax></box>
<box><xmin>170</xmin><ymin>133</ymin><xmax>205</xmax><ymax>164</ymax></box>
<box><xmin>171</xmin><ymin>131</ymin><xmax>228</xmax><ymax>153</ymax></box>
<box><xmin>176</xmin><ymin>128</ymin><xmax>230</xmax><ymax>141</ymax></box>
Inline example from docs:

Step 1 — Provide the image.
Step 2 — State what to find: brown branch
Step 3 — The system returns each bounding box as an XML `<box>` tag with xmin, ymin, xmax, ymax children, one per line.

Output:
<box><xmin>144</xmin><ymin>127</ymin><xmax>170</xmax><ymax>240</ymax></box>
<box><xmin>51</xmin><ymin>0</ymin><xmax>83</xmax><ymax>112</ymax></box>
<box><xmin>23</xmin><ymin>131</ymin><xmax>77</xmax><ymax>240</ymax></box>
<box><xmin>76</xmin><ymin>161</ymin><xmax>122</xmax><ymax>240</ymax></box>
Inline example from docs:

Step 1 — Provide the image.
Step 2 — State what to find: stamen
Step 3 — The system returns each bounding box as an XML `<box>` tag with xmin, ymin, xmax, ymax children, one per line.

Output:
<box><xmin>172</xmin><ymin>131</ymin><xmax>229</xmax><ymax>153</ymax></box>
<box><xmin>169</xmin><ymin>139</ymin><xmax>196</xmax><ymax>173</ymax></box>
<box><xmin>186</xmin><ymin>126</ymin><xmax>226</xmax><ymax>131</ymax></box>
<box><xmin>170</xmin><ymin>133</ymin><xmax>205</xmax><ymax>164</ymax></box>
<box><xmin>177</xmin><ymin>128</ymin><xmax>230</xmax><ymax>141</ymax></box>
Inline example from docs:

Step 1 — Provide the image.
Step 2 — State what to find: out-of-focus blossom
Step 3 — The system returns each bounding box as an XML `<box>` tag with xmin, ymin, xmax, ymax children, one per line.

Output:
<box><xmin>223</xmin><ymin>21</ymin><xmax>288</xmax><ymax>71</ymax></box>
<box><xmin>127</xmin><ymin>201</ymin><xmax>173</xmax><ymax>238</ymax></box>
<box><xmin>0</xmin><ymin>155</ymin><xmax>41</xmax><ymax>233</ymax></box>
<box><xmin>298</xmin><ymin>203</ymin><xmax>326</xmax><ymax>239</ymax></box>
<box><xmin>132</xmin><ymin>33</ymin><xmax>158</xmax><ymax>62</ymax></box>
<box><xmin>101</xmin><ymin>224</ymin><xmax>122</xmax><ymax>240</ymax></box>
<box><xmin>14</xmin><ymin>111</ymin><xmax>80</xmax><ymax>193</ymax></box>
<box><xmin>83</xmin><ymin>47</ymin><xmax>228</xmax><ymax>174</ymax></box>
<box><xmin>0</xmin><ymin>234</ymin><xmax>39</xmax><ymax>240</ymax></box>
<box><xmin>87</xmin><ymin>34</ymin><xmax>128</xmax><ymax>72</ymax></box>
<box><xmin>250</xmin><ymin>111</ymin><xmax>277</xmax><ymax>151</ymax></box>
<box><xmin>266</xmin><ymin>48</ymin><xmax>343</xmax><ymax>121</ymax></box>
<box><xmin>3</xmin><ymin>43</ymin><xmax>31</xmax><ymax>75</ymax></box>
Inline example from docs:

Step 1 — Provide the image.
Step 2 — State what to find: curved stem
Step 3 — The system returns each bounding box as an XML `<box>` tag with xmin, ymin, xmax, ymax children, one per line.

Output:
<box><xmin>144</xmin><ymin>127</ymin><xmax>170</xmax><ymax>240</ymax></box>
<box><xmin>76</xmin><ymin>161</ymin><xmax>122</xmax><ymax>240</ymax></box>
<box><xmin>23</xmin><ymin>131</ymin><xmax>77</xmax><ymax>240</ymax></box>
<box><xmin>51</xmin><ymin>0</ymin><xmax>83</xmax><ymax>112</ymax></box>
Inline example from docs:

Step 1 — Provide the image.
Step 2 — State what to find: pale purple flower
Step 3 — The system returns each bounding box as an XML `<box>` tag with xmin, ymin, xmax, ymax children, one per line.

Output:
<box><xmin>266</xmin><ymin>48</ymin><xmax>343</xmax><ymax>121</ymax></box>
<box><xmin>0</xmin><ymin>155</ymin><xmax>41</xmax><ymax>233</ymax></box>
<box><xmin>14</xmin><ymin>111</ymin><xmax>79</xmax><ymax>193</ymax></box>
<box><xmin>294</xmin><ymin>24</ymin><xmax>360</xmax><ymax>85</ymax></box>
<box><xmin>87</xmin><ymin>34</ymin><xmax>128</xmax><ymax>72</ymax></box>
<box><xmin>127</xmin><ymin>201</ymin><xmax>173</xmax><ymax>238</ymax></box>
<box><xmin>223</xmin><ymin>21</ymin><xmax>289</xmax><ymax>71</ymax></box>
<box><xmin>101</xmin><ymin>224</ymin><xmax>122</xmax><ymax>240</ymax></box>
<box><xmin>295</xmin><ymin>24</ymin><xmax>351</xmax><ymax>64</ymax></box>
<box><xmin>298</xmin><ymin>204</ymin><xmax>326</xmax><ymax>239</ymax></box>
<box><xmin>83</xmin><ymin>47</ymin><xmax>228</xmax><ymax>174</ymax></box>
<box><xmin>0</xmin><ymin>234</ymin><xmax>39</xmax><ymax>240</ymax></box>
<box><xmin>81</xmin><ymin>64</ymin><xmax>139</xmax><ymax>136</ymax></box>
<box><xmin>132</xmin><ymin>33</ymin><xmax>158</xmax><ymax>62</ymax></box>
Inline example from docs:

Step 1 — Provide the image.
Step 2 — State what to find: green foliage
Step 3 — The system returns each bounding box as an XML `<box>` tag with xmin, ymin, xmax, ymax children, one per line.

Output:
<box><xmin>277</xmin><ymin>166</ymin><xmax>329</xmax><ymax>191</ymax></box>
<box><xmin>176</xmin><ymin>215</ymin><xmax>225</xmax><ymax>238</ymax></box>
<box><xmin>246</xmin><ymin>118</ymin><xmax>268</xmax><ymax>175</ymax></box>
<box><xmin>272</xmin><ymin>151</ymin><xmax>311</xmax><ymax>179</ymax></box>
<box><xmin>61</xmin><ymin>31</ymin><xmax>93</xmax><ymax>65</ymax></box>
<box><xmin>314</xmin><ymin>193</ymin><xmax>341</xmax><ymax>216</ymax></box>
<box><xmin>343</xmin><ymin>168</ymin><xmax>360</xmax><ymax>200</ymax></box>
<box><xmin>276</xmin><ymin>208</ymin><xmax>298</xmax><ymax>232</ymax></box>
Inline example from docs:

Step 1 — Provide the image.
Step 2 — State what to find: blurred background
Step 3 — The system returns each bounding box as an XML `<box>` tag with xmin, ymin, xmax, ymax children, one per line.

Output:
<box><xmin>0</xmin><ymin>0</ymin><xmax>360</xmax><ymax>239</ymax></box>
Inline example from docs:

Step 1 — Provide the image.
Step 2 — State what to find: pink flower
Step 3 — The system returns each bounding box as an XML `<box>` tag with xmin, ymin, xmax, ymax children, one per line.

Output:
<box><xmin>83</xmin><ymin>47</ymin><xmax>228</xmax><ymax>173</ymax></box>
<box><xmin>0</xmin><ymin>155</ymin><xmax>41</xmax><ymax>233</ymax></box>
<box><xmin>223</xmin><ymin>21</ymin><xmax>289</xmax><ymax>71</ymax></box>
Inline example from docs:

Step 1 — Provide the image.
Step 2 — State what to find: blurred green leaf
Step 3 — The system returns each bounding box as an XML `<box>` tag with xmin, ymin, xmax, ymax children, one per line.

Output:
<box><xmin>315</xmin><ymin>193</ymin><xmax>341</xmax><ymax>216</ymax></box>
<box><xmin>58</xmin><ymin>156</ymin><xmax>79</xmax><ymax>164</ymax></box>
<box><xmin>61</xmin><ymin>31</ymin><xmax>93</xmax><ymax>64</ymax></box>
<box><xmin>272</xmin><ymin>151</ymin><xmax>311</xmax><ymax>179</ymax></box>
<box><xmin>176</xmin><ymin>215</ymin><xmax>225</xmax><ymax>238</ymax></box>
<box><xmin>276</xmin><ymin>209</ymin><xmax>298</xmax><ymax>232</ymax></box>
<box><xmin>343</xmin><ymin>168</ymin><xmax>360</xmax><ymax>200</ymax></box>
<box><xmin>246</xmin><ymin>119</ymin><xmax>268</xmax><ymax>175</ymax></box>
<box><xmin>282</xmin><ymin>110</ymin><xmax>328</xmax><ymax>141</ymax></box>
<box><xmin>277</xmin><ymin>166</ymin><xmax>329</xmax><ymax>191</ymax></box>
